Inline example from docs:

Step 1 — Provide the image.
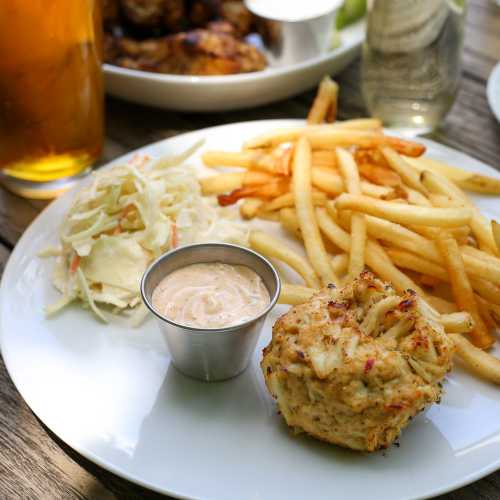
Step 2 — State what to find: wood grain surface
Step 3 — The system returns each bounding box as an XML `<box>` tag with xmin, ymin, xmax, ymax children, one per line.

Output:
<box><xmin>1</xmin><ymin>2</ymin><xmax>499</xmax><ymax>498</ymax></box>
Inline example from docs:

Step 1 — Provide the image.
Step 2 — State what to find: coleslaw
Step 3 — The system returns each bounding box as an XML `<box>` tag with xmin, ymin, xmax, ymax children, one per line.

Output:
<box><xmin>41</xmin><ymin>142</ymin><xmax>249</xmax><ymax>325</ymax></box>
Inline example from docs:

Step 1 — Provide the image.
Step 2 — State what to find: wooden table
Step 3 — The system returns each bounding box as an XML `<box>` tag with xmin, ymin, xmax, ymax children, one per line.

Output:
<box><xmin>1</xmin><ymin>1</ymin><xmax>499</xmax><ymax>498</ymax></box>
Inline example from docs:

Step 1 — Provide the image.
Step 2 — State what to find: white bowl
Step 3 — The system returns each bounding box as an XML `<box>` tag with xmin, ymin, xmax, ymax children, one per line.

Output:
<box><xmin>103</xmin><ymin>20</ymin><xmax>365</xmax><ymax>112</ymax></box>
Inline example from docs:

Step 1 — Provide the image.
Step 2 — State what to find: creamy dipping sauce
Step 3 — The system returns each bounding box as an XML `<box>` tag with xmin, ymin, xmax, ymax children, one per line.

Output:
<box><xmin>151</xmin><ymin>262</ymin><xmax>271</xmax><ymax>329</ymax></box>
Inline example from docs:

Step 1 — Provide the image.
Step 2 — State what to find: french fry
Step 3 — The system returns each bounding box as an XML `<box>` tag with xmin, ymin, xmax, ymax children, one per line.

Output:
<box><xmin>308</xmin><ymin>76</ymin><xmax>339</xmax><ymax>124</ymax></box>
<box><xmin>486</xmin><ymin>302</ymin><xmax>500</xmax><ymax>322</ymax></box>
<box><xmin>336</xmin><ymin>148</ymin><xmax>366</xmax><ymax>280</ymax></box>
<box><xmin>200</xmin><ymin>170</ymin><xmax>276</xmax><ymax>195</ymax></box>
<box><xmin>239</xmin><ymin>198</ymin><xmax>263</xmax><ymax>219</ymax></box>
<box><xmin>355</xmin><ymin>148</ymin><xmax>389</xmax><ymax>168</ymax></box>
<box><xmin>380</xmin><ymin>146</ymin><xmax>428</xmax><ymax>194</ymax></box>
<box><xmin>427</xmin><ymin>296</ymin><xmax>458</xmax><ymax>314</ymax></box>
<box><xmin>279</xmin><ymin>207</ymin><xmax>341</xmax><ymax>254</ymax></box>
<box><xmin>458</xmin><ymin>174</ymin><xmax>500</xmax><ymax>194</ymax></box>
<box><xmin>460</xmin><ymin>245</ymin><xmax>500</xmax><ymax>268</ymax></box>
<box><xmin>331</xmin><ymin>253</ymin><xmax>349</xmax><ymax>276</ymax></box>
<box><xmin>306</xmin><ymin>130</ymin><xmax>426</xmax><ymax>157</ymax></box>
<box><xmin>439</xmin><ymin>312</ymin><xmax>474</xmax><ymax>334</ymax></box>
<box><xmin>469</xmin><ymin>277</ymin><xmax>500</xmax><ymax>306</ymax></box>
<box><xmin>364</xmin><ymin>215</ymin><xmax>441</xmax><ymax>263</ymax></box>
<box><xmin>450</xmin><ymin>334</ymin><xmax>500</xmax><ymax>385</ymax></box>
<box><xmin>486</xmin><ymin>302</ymin><xmax>500</xmax><ymax>324</ymax></box>
<box><xmin>358</xmin><ymin>163</ymin><xmax>402</xmax><ymax>187</ymax></box>
<box><xmin>218</xmin><ymin>180</ymin><xmax>289</xmax><ymax>206</ymax></box>
<box><xmin>202</xmin><ymin>148</ymin><xmax>292</xmax><ymax>176</ymax></box>
<box><xmin>335</xmin><ymin>193</ymin><xmax>472</xmax><ymax>228</ymax></box>
<box><xmin>243</xmin><ymin>170</ymin><xmax>280</xmax><ymax>186</ymax></box>
<box><xmin>217</xmin><ymin>187</ymin><xmax>255</xmax><ymax>206</ymax></box>
<box><xmin>278</xmin><ymin>283</ymin><xmax>316</xmax><ymax>305</ymax></box>
<box><xmin>312</xmin><ymin>150</ymin><xmax>337</xmax><ymax>169</ymax></box>
<box><xmin>326</xmin><ymin>81</ymin><xmax>339</xmax><ymax>123</ymax></box>
<box><xmin>200</xmin><ymin>172</ymin><xmax>245</xmax><ymax>195</ymax></box>
<box><xmin>311</xmin><ymin>167</ymin><xmax>344</xmax><ymax>195</ymax></box>
<box><xmin>261</xmin><ymin>191</ymin><xmax>327</xmax><ymax>212</ymax></box>
<box><xmin>475</xmin><ymin>294</ymin><xmax>497</xmax><ymax>332</ymax></box>
<box><xmin>202</xmin><ymin>150</ymin><xmax>260</xmax><ymax>169</ymax></box>
<box><xmin>316</xmin><ymin>207</ymin><xmax>351</xmax><ymax>252</ymax></box>
<box><xmin>293</xmin><ymin>137</ymin><xmax>337</xmax><ymax>286</ymax></box>
<box><xmin>419</xmin><ymin>274</ymin><xmax>442</xmax><ymax>288</ymax></box>
<box><xmin>270</xmin><ymin>144</ymin><xmax>294</xmax><ymax>176</ymax></box>
<box><xmin>421</xmin><ymin>170</ymin><xmax>498</xmax><ymax>255</ymax></box>
<box><xmin>249</xmin><ymin>230</ymin><xmax>320</xmax><ymax>288</ymax></box>
<box><xmin>311</xmin><ymin>166</ymin><xmax>394</xmax><ymax>198</ymax></box>
<box><xmin>460</xmin><ymin>252</ymin><xmax>500</xmax><ymax>286</ymax></box>
<box><xmin>360</xmin><ymin>182</ymin><xmax>394</xmax><ymax>198</ymax></box>
<box><xmin>386</xmin><ymin>248</ymin><xmax>448</xmax><ymax>281</ymax></box>
<box><xmin>256</xmin><ymin>211</ymin><xmax>281</xmax><ymax>222</ymax></box>
<box><xmin>405</xmin><ymin>156</ymin><xmax>500</xmax><ymax>195</ymax></box>
<box><xmin>244</xmin><ymin>119</ymin><xmax>383</xmax><ymax>149</ymax></box>
<box><xmin>385</xmin><ymin>247</ymin><xmax>500</xmax><ymax>305</ymax></box>
<box><xmin>279</xmin><ymin>208</ymin><xmax>301</xmax><ymax>239</ymax></box>
<box><xmin>420</xmin><ymin>169</ymin><xmax>466</xmax><ymax>201</ymax></box>
<box><xmin>428</xmin><ymin>193</ymin><xmax>461</xmax><ymax>208</ymax></box>
<box><xmin>317</xmin><ymin>207</ymin><xmax>425</xmax><ymax>295</ymax></box>
<box><xmin>403</xmin><ymin>187</ymin><xmax>433</xmax><ymax>207</ymax></box>
<box><xmin>363</xmin><ymin>217</ymin><xmax>494</xmax><ymax>293</ymax></box>
<box><xmin>408</xmin><ymin>224</ymin><xmax>470</xmax><ymax>242</ymax></box>
<box><xmin>492</xmin><ymin>220</ymin><xmax>500</xmax><ymax>253</ymax></box>
<box><xmin>436</xmin><ymin>234</ymin><xmax>493</xmax><ymax>349</ymax></box>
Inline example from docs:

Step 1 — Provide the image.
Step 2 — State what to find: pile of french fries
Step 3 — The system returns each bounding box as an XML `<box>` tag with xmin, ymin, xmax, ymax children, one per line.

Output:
<box><xmin>200</xmin><ymin>76</ymin><xmax>500</xmax><ymax>385</ymax></box>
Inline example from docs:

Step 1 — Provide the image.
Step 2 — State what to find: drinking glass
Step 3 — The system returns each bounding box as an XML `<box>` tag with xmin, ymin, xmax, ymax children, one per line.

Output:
<box><xmin>361</xmin><ymin>0</ymin><xmax>467</xmax><ymax>135</ymax></box>
<box><xmin>0</xmin><ymin>0</ymin><xmax>104</xmax><ymax>199</ymax></box>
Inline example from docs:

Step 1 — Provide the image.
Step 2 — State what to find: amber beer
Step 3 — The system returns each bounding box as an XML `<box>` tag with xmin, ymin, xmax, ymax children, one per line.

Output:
<box><xmin>0</xmin><ymin>0</ymin><xmax>104</xmax><ymax>198</ymax></box>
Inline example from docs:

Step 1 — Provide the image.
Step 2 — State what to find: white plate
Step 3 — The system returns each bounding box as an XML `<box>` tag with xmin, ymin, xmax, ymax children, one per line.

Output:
<box><xmin>2</xmin><ymin>120</ymin><xmax>500</xmax><ymax>500</ymax></box>
<box><xmin>487</xmin><ymin>62</ymin><xmax>500</xmax><ymax>123</ymax></box>
<box><xmin>103</xmin><ymin>22</ymin><xmax>364</xmax><ymax>112</ymax></box>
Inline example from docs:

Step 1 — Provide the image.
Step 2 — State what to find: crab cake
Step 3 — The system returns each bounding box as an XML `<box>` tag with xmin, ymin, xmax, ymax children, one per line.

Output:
<box><xmin>261</xmin><ymin>272</ymin><xmax>454</xmax><ymax>452</ymax></box>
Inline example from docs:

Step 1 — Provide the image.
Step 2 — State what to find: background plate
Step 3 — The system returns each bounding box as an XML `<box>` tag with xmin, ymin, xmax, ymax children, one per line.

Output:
<box><xmin>103</xmin><ymin>22</ymin><xmax>364</xmax><ymax>112</ymax></box>
<box><xmin>487</xmin><ymin>62</ymin><xmax>500</xmax><ymax>123</ymax></box>
<box><xmin>2</xmin><ymin>120</ymin><xmax>500</xmax><ymax>500</ymax></box>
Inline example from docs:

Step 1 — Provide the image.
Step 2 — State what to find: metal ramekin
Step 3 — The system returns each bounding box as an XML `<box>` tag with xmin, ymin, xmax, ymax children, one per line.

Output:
<box><xmin>245</xmin><ymin>1</ymin><xmax>342</xmax><ymax>67</ymax></box>
<box><xmin>141</xmin><ymin>243</ymin><xmax>281</xmax><ymax>382</ymax></box>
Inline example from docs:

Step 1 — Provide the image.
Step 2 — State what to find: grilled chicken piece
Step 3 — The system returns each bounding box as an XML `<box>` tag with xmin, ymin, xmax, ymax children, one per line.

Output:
<box><xmin>262</xmin><ymin>272</ymin><xmax>455</xmax><ymax>452</ymax></box>
<box><xmin>189</xmin><ymin>0</ymin><xmax>220</xmax><ymax>27</ymax></box>
<box><xmin>112</xmin><ymin>28</ymin><xmax>266</xmax><ymax>75</ymax></box>
<box><xmin>102</xmin><ymin>0</ymin><xmax>121</xmax><ymax>28</ymax></box>
<box><xmin>164</xmin><ymin>0</ymin><xmax>186</xmax><ymax>32</ymax></box>
<box><xmin>121</xmin><ymin>0</ymin><xmax>166</xmax><ymax>27</ymax></box>
<box><xmin>219</xmin><ymin>1</ymin><xmax>254</xmax><ymax>36</ymax></box>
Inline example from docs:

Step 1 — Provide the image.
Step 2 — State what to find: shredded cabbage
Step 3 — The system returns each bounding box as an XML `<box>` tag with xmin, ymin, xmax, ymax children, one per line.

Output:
<box><xmin>42</xmin><ymin>143</ymin><xmax>249</xmax><ymax>324</ymax></box>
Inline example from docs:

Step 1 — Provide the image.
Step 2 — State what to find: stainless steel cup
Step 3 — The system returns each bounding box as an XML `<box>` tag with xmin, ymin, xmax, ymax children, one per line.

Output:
<box><xmin>141</xmin><ymin>243</ymin><xmax>281</xmax><ymax>382</ymax></box>
<box><xmin>245</xmin><ymin>1</ymin><xmax>342</xmax><ymax>67</ymax></box>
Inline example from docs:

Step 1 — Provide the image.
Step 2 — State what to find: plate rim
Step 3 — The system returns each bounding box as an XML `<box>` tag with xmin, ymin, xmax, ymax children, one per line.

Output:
<box><xmin>103</xmin><ymin>20</ymin><xmax>365</xmax><ymax>86</ymax></box>
<box><xmin>487</xmin><ymin>62</ymin><xmax>500</xmax><ymax>123</ymax></box>
<box><xmin>2</xmin><ymin>118</ymin><xmax>500</xmax><ymax>500</ymax></box>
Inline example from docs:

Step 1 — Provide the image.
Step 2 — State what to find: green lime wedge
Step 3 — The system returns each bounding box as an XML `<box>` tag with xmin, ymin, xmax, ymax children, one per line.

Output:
<box><xmin>336</xmin><ymin>0</ymin><xmax>367</xmax><ymax>30</ymax></box>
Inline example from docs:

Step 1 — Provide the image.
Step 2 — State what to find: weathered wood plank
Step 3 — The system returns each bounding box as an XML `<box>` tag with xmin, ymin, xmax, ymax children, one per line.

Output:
<box><xmin>464</xmin><ymin>0</ymin><xmax>500</xmax><ymax>81</ymax></box>
<box><xmin>0</xmin><ymin>190</ymin><xmax>41</xmax><ymax>248</ymax></box>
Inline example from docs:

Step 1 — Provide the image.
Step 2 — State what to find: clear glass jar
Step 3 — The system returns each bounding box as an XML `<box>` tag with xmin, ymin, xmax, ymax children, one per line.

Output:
<box><xmin>361</xmin><ymin>0</ymin><xmax>467</xmax><ymax>135</ymax></box>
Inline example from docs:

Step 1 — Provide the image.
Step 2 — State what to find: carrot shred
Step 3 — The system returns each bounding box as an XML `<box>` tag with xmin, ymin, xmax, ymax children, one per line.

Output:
<box><xmin>121</xmin><ymin>204</ymin><xmax>135</xmax><ymax>218</ymax></box>
<box><xmin>69</xmin><ymin>254</ymin><xmax>81</xmax><ymax>274</ymax></box>
<box><xmin>171</xmin><ymin>223</ymin><xmax>178</xmax><ymax>248</ymax></box>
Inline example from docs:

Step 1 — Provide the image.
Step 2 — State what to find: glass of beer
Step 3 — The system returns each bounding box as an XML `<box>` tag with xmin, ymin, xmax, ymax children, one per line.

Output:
<box><xmin>0</xmin><ymin>0</ymin><xmax>104</xmax><ymax>199</ymax></box>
